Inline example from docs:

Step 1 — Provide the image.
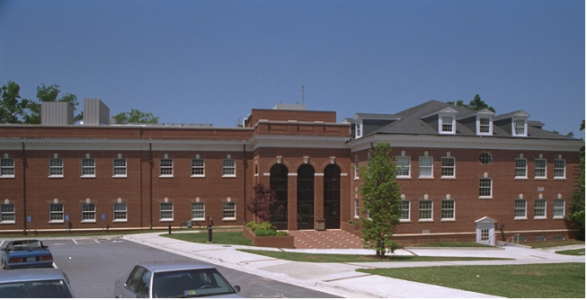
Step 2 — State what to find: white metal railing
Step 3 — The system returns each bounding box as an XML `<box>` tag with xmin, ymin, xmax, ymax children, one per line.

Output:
<box><xmin>501</xmin><ymin>233</ymin><xmax>520</xmax><ymax>246</ymax></box>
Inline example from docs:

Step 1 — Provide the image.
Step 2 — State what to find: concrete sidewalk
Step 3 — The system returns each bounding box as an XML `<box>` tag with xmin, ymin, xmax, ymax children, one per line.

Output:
<box><xmin>122</xmin><ymin>232</ymin><xmax>585</xmax><ymax>298</ymax></box>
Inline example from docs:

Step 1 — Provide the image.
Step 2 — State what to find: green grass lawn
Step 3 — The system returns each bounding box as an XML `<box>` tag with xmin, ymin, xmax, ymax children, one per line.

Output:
<box><xmin>238</xmin><ymin>249</ymin><xmax>510</xmax><ymax>263</ymax></box>
<box><xmin>409</xmin><ymin>241</ymin><xmax>495</xmax><ymax>247</ymax></box>
<box><xmin>162</xmin><ymin>232</ymin><xmax>253</xmax><ymax>246</ymax></box>
<box><xmin>358</xmin><ymin>263</ymin><xmax>585</xmax><ymax>298</ymax></box>
<box><xmin>520</xmin><ymin>240</ymin><xmax>585</xmax><ymax>249</ymax></box>
<box><xmin>556</xmin><ymin>248</ymin><xmax>585</xmax><ymax>256</ymax></box>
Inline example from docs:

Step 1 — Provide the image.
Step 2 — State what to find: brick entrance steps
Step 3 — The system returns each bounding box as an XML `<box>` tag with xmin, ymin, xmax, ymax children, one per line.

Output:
<box><xmin>289</xmin><ymin>229</ymin><xmax>363</xmax><ymax>249</ymax></box>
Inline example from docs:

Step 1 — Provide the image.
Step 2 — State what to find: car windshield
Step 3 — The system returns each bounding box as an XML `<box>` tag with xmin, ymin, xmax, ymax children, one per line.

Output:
<box><xmin>0</xmin><ymin>280</ymin><xmax>73</xmax><ymax>298</ymax></box>
<box><xmin>152</xmin><ymin>269</ymin><xmax>236</xmax><ymax>298</ymax></box>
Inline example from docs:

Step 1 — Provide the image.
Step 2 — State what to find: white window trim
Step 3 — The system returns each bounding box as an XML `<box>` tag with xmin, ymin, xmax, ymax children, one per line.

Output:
<box><xmin>512</xmin><ymin>119</ymin><xmax>528</xmax><ymax>137</ymax></box>
<box><xmin>354</xmin><ymin>198</ymin><xmax>360</xmax><ymax>219</ymax></box>
<box><xmin>554</xmin><ymin>159</ymin><xmax>566</xmax><ymax>179</ymax></box>
<box><xmin>191</xmin><ymin>202</ymin><xmax>205</xmax><ymax>221</ymax></box>
<box><xmin>222</xmin><ymin>202</ymin><xmax>237</xmax><ymax>220</ymax></box>
<box><xmin>534</xmin><ymin>159</ymin><xmax>547</xmax><ymax>179</ymax></box>
<box><xmin>441</xmin><ymin>199</ymin><xmax>455</xmax><ymax>221</ymax></box>
<box><xmin>49</xmin><ymin>204</ymin><xmax>65</xmax><ymax>223</ymax></box>
<box><xmin>49</xmin><ymin>158</ymin><xmax>64</xmax><ymax>178</ymax></box>
<box><xmin>113</xmin><ymin>203</ymin><xmax>128</xmax><ymax>222</ymax></box>
<box><xmin>396</xmin><ymin>156</ymin><xmax>411</xmax><ymax>179</ymax></box>
<box><xmin>476</xmin><ymin>116</ymin><xmax>493</xmax><ymax>136</ymax></box>
<box><xmin>0</xmin><ymin>158</ymin><xmax>15</xmax><ymax>178</ymax></box>
<box><xmin>479</xmin><ymin>178</ymin><xmax>493</xmax><ymax>199</ymax></box>
<box><xmin>81</xmin><ymin>203</ymin><xmax>96</xmax><ymax>223</ymax></box>
<box><xmin>440</xmin><ymin>157</ymin><xmax>455</xmax><ymax>179</ymax></box>
<box><xmin>514</xmin><ymin>199</ymin><xmax>527</xmax><ymax>220</ymax></box>
<box><xmin>553</xmin><ymin>199</ymin><xmax>565</xmax><ymax>219</ymax></box>
<box><xmin>439</xmin><ymin>115</ymin><xmax>456</xmax><ymax>135</ymax></box>
<box><xmin>400</xmin><ymin>200</ymin><xmax>410</xmax><ymax>222</ymax></box>
<box><xmin>354</xmin><ymin>157</ymin><xmax>360</xmax><ymax>179</ymax></box>
<box><xmin>418</xmin><ymin>156</ymin><xmax>434</xmax><ymax>179</ymax></box>
<box><xmin>159</xmin><ymin>159</ymin><xmax>174</xmax><ymax>178</ymax></box>
<box><xmin>222</xmin><ymin>159</ymin><xmax>236</xmax><ymax>178</ymax></box>
<box><xmin>418</xmin><ymin>200</ymin><xmax>433</xmax><ymax>222</ymax></box>
<box><xmin>0</xmin><ymin>204</ymin><xmax>15</xmax><ymax>224</ymax></box>
<box><xmin>534</xmin><ymin>199</ymin><xmax>547</xmax><ymax>219</ymax></box>
<box><xmin>81</xmin><ymin>158</ymin><xmax>96</xmax><ymax>178</ymax></box>
<box><xmin>191</xmin><ymin>159</ymin><xmax>205</xmax><ymax>178</ymax></box>
<box><xmin>159</xmin><ymin>203</ymin><xmax>174</xmax><ymax>221</ymax></box>
<box><xmin>515</xmin><ymin>158</ymin><xmax>528</xmax><ymax>179</ymax></box>
<box><xmin>356</xmin><ymin>120</ymin><xmax>363</xmax><ymax>139</ymax></box>
<box><xmin>113</xmin><ymin>158</ymin><xmax>127</xmax><ymax>178</ymax></box>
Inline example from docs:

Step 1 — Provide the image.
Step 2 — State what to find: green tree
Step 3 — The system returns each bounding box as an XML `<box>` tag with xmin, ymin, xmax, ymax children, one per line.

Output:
<box><xmin>447</xmin><ymin>94</ymin><xmax>495</xmax><ymax>113</ymax></box>
<box><xmin>567</xmin><ymin>120</ymin><xmax>585</xmax><ymax>239</ymax></box>
<box><xmin>359</xmin><ymin>142</ymin><xmax>402</xmax><ymax>257</ymax></box>
<box><xmin>0</xmin><ymin>81</ymin><xmax>30</xmax><ymax>123</ymax></box>
<box><xmin>23</xmin><ymin>84</ymin><xmax>80</xmax><ymax>124</ymax></box>
<box><xmin>112</xmin><ymin>109</ymin><xmax>159</xmax><ymax>124</ymax></box>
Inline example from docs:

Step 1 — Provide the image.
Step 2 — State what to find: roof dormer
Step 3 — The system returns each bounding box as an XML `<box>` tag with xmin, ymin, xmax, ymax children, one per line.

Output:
<box><xmin>352</xmin><ymin>113</ymin><xmax>400</xmax><ymax>139</ymax></box>
<box><xmin>494</xmin><ymin>110</ymin><xmax>530</xmax><ymax>137</ymax></box>
<box><xmin>475</xmin><ymin>109</ymin><xmax>495</xmax><ymax>136</ymax></box>
<box><xmin>421</xmin><ymin>107</ymin><xmax>458</xmax><ymax>135</ymax></box>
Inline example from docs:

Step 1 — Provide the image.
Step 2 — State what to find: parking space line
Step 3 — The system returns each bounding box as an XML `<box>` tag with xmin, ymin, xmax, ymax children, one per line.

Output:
<box><xmin>95</xmin><ymin>239</ymin><xmax>100</xmax><ymax>244</ymax></box>
<box><xmin>72</xmin><ymin>239</ymin><xmax>78</xmax><ymax>245</ymax></box>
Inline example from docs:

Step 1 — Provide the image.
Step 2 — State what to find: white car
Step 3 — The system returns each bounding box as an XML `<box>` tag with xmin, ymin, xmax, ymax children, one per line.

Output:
<box><xmin>0</xmin><ymin>268</ymin><xmax>74</xmax><ymax>298</ymax></box>
<box><xmin>114</xmin><ymin>261</ymin><xmax>242</xmax><ymax>298</ymax></box>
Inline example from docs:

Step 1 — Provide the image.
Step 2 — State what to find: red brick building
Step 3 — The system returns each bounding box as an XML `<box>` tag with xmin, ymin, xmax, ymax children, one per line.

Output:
<box><xmin>0</xmin><ymin>99</ymin><xmax>582</xmax><ymax>244</ymax></box>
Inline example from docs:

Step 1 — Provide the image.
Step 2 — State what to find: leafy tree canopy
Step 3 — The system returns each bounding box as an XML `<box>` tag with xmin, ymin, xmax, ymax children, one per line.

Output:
<box><xmin>112</xmin><ymin>109</ymin><xmax>159</xmax><ymax>124</ymax></box>
<box><xmin>447</xmin><ymin>94</ymin><xmax>495</xmax><ymax>113</ymax></box>
<box><xmin>246</xmin><ymin>183</ymin><xmax>283</xmax><ymax>222</ymax></box>
<box><xmin>359</xmin><ymin>142</ymin><xmax>402</xmax><ymax>257</ymax></box>
<box><xmin>567</xmin><ymin>119</ymin><xmax>585</xmax><ymax>239</ymax></box>
<box><xmin>24</xmin><ymin>84</ymin><xmax>80</xmax><ymax>124</ymax></box>
<box><xmin>0</xmin><ymin>81</ymin><xmax>29</xmax><ymax>123</ymax></box>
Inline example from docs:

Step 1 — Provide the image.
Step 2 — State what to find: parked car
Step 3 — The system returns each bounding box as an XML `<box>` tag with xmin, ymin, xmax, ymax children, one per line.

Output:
<box><xmin>0</xmin><ymin>239</ymin><xmax>53</xmax><ymax>270</ymax></box>
<box><xmin>114</xmin><ymin>261</ymin><xmax>242</xmax><ymax>298</ymax></box>
<box><xmin>0</xmin><ymin>268</ymin><xmax>74</xmax><ymax>298</ymax></box>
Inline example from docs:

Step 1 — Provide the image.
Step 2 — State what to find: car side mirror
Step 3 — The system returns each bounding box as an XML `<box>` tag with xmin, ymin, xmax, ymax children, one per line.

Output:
<box><xmin>234</xmin><ymin>285</ymin><xmax>241</xmax><ymax>293</ymax></box>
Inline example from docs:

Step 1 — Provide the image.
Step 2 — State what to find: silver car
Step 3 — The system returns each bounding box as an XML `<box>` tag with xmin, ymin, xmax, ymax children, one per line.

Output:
<box><xmin>0</xmin><ymin>268</ymin><xmax>74</xmax><ymax>298</ymax></box>
<box><xmin>114</xmin><ymin>261</ymin><xmax>242</xmax><ymax>298</ymax></box>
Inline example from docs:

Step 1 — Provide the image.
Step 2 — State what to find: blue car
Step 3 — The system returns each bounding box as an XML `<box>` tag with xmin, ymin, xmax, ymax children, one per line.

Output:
<box><xmin>0</xmin><ymin>239</ymin><xmax>54</xmax><ymax>270</ymax></box>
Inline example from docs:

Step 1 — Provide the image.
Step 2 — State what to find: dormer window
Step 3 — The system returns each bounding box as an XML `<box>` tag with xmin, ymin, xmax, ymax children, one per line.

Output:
<box><xmin>439</xmin><ymin>115</ymin><xmax>456</xmax><ymax>134</ymax></box>
<box><xmin>514</xmin><ymin>119</ymin><xmax>526</xmax><ymax>136</ymax></box>
<box><xmin>356</xmin><ymin>120</ymin><xmax>363</xmax><ymax>138</ymax></box>
<box><xmin>494</xmin><ymin>110</ymin><xmax>529</xmax><ymax>137</ymax></box>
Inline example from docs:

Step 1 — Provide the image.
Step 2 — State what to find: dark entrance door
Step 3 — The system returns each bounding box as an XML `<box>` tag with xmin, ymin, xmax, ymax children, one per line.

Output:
<box><xmin>270</xmin><ymin>164</ymin><xmax>288</xmax><ymax>230</ymax></box>
<box><xmin>324</xmin><ymin>164</ymin><xmax>341</xmax><ymax>229</ymax></box>
<box><xmin>297</xmin><ymin>164</ymin><xmax>314</xmax><ymax>230</ymax></box>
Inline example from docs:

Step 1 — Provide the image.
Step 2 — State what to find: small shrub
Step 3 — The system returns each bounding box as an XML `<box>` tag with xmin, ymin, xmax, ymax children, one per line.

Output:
<box><xmin>275</xmin><ymin>231</ymin><xmax>288</xmax><ymax>236</ymax></box>
<box><xmin>254</xmin><ymin>229</ymin><xmax>276</xmax><ymax>236</ymax></box>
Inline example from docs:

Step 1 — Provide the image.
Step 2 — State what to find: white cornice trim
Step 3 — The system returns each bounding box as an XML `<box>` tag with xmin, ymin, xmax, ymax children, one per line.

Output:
<box><xmin>349</xmin><ymin>134</ymin><xmax>583</xmax><ymax>152</ymax></box>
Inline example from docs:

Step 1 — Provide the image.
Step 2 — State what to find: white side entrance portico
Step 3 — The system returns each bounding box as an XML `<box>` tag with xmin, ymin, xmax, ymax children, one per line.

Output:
<box><xmin>475</xmin><ymin>216</ymin><xmax>497</xmax><ymax>246</ymax></box>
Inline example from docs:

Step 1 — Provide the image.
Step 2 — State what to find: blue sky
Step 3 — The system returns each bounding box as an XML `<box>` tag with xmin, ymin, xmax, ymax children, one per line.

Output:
<box><xmin>0</xmin><ymin>0</ymin><xmax>584</xmax><ymax>138</ymax></box>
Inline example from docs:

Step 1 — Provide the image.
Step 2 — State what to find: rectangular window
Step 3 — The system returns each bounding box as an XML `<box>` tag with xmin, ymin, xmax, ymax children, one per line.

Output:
<box><xmin>419</xmin><ymin>156</ymin><xmax>433</xmax><ymax>178</ymax></box>
<box><xmin>534</xmin><ymin>199</ymin><xmax>546</xmax><ymax>219</ymax></box>
<box><xmin>515</xmin><ymin>199</ymin><xmax>527</xmax><ymax>219</ymax></box>
<box><xmin>554</xmin><ymin>159</ymin><xmax>566</xmax><ymax>179</ymax></box>
<box><xmin>553</xmin><ymin>199</ymin><xmax>565</xmax><ymax>218</ymax></box>
<box><xmin>160</xmin><ymin>159</ymin><xmax>173</xmax><ymax>177</ymax></box>
<box><xmin>441</xmin><ymin>200</ymin><xmax>455</xmax><ymax>220</ymax></box>
<box><xmin>535</xmin><ymin>159</ymin><xmax>546</xmax><ymax>178</ymax></box>
<box><xmin>160</xmin><ymin>203</ymin><xmax>173</xmax><ymax>220</ymax></box>
<box><xmin>354</xmin><ymin>198</ymin><xmax>360</xmax><ymax>219</ymax></box>
<box><xmin>113</xmin><ymin>203</ymin><xmax>127</xmax><ymax>221</ymax></box>
<box><xmin>515</xmin><ymin>120</ymin><xmax>525</xmax><ymax>135</ymax></box>
<box><xmin>400</xmin><ymin>200</ymin><xmax>410</xmax><ymax>221</ymax></box>
<box><xmin>222</xmin><ymin>159</ymin><xmax>236</xmax><ymax>177</ymax></box>
<box><xmin>418</xmin><ymin>200</ymin><xmax>433</xmax><ymax>221</ymax></box>
<box><xmin>479</xmin><ymin>117</ymin><xmax>490</xmax><ymax>133</ymax></box>
<box><xmin>396</xmin><ymin>156</ymin><xmax>410</xmax><ymax>178</ymax></box>
<box><xmin>81</xmin><ymin>158</ymin><xmax>95</xmax><ymax>177</ymax></box>
<box><xmin>49</xmin><ymin>204</ymin><xmax>64</xmax><ymax>222</ymax></box>
<box><xmin>0</xmin><ymin>158</ymin><xmax>15</xmax><ymax>177</ymax></box>
<box><xmin>191</xmin><ymin>159</ymin><xmax>205</xmax><ymax>177</ymax></box>
<box><xmin>82</xmin><ymin>203</ymin><xmax>96</xmax><ymax>222</ymax></box>
<box><xmin>191</xmin><ymin>202</ymin><xmax>205</xmax><ymax>220</ymax></box>
<box><xmin>222</xmin><ymin>202</ymin><xmax>236</xmax><ymax>220</ymax></box>
<box><xmin>354</xmin><ymin>158</ymin><xmax>360</xmax><ymax>179</ymax></box>
<box><xmin>441</xmin><ymin>116</ymin><xmax>453</xmax><ymax>132</ymax></box>
<box><xmin>0</xmin><ymin>204</ymin><xmax>15</xmax><ymax>223</ymax></box>
<box><xmin>441</xmin><ymin>157</ymin><xmax>455</xmax><ymax>177</ymax></box>
<box><xmin>515</xmin><ymin>159</ymin><xmax>527</xmax><ymax>178</ymax></box>
<box><xmin>553</xmin><ymin>235</ymin><xmax>565</xmax><ymax>241</ymax></box>
<box><xmin>479</xmin><ymin>178</ymin><xmax>492</xmax><ymax>198</ymax></box>
<box><xmin>49</xmin><ymin>158</ymin><xmax>63</xmax><ymax>177</ymax></box>
<box><xmin>481</xmin><ymin>229</ymin><xmax>489</xmax><ymax>241</ymax></box>
<box><xmin>534</xmin><ymin>236</ymin><xmax>546</xmax><ymax>241</ymax></box>
<box><xmin>113</xmin><ymin>158</ymin><xmax>127</xmax><ymax>177</ymax></box>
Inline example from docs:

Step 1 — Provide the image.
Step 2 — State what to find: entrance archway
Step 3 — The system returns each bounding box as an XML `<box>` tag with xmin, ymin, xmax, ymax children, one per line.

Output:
<box><xmin>297</xmin><ymin>164</ymin><xmax>314</xmax><ymax>229</ymax></box>
<box><xmin>324</xmin><ymin>164</ymin><xmax>341</xmax><ymax>229</ymax></box>
<box><xmin>270</xmin><ymin>164</ymin><xmax>288</xmax><ymax>230</ymax></box>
